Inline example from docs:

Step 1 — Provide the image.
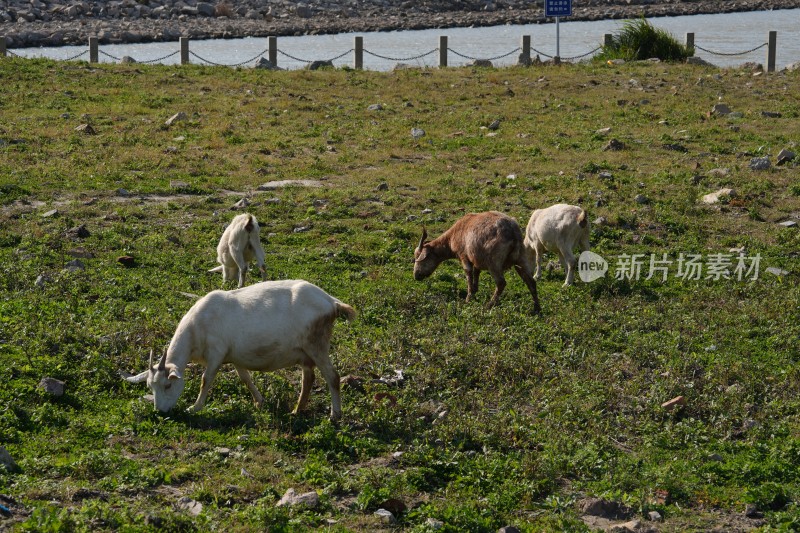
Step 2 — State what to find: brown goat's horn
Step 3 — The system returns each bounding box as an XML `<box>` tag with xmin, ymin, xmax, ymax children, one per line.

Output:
<box><xmin>148</xmin><ymin>349</ymin><xmax>154</xmax><ymax>370</ymax></box>
<box><xmin>417</xmin><ymin>227</ymin><xmax>428</xmax><ymax>250</ymax></box>
<box><xmin>158</xmin><ymin>349</ymin><xmax>167</xmax><ymax>373</ymax></box>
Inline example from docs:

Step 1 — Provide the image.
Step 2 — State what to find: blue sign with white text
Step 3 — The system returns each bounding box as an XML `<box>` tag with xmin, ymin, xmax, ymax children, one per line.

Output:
<box><xmin>545</xmin><ymin>0</ymin><xmax>572</xmax><ymax>17</ymax></box>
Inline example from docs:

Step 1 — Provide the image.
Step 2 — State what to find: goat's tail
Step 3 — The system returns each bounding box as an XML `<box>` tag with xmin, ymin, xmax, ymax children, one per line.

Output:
<box><xmin>245</xmin><ymin>214</ymin><xmax>257</xmax><ymax>233</ymax></box>
<box><xmin>335</xmin><ymin>302</ymin><xmax>357</xmax><ymax>322</ymax></box>
<box><xmin>208</xmin><ymin>265</ymin><xmax>224</xmax><ymax>273</ymax></box>
<box><xmin>577</xmin><ymin>208</ymin><xmax>588</xmax><ymax>228</ymax></box>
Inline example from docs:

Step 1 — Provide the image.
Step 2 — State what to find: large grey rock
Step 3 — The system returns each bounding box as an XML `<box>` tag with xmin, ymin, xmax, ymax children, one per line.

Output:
<box><xmin>196</xmin><ymin>3</ymin><xmax>216</xmax><ymax>17</ymax></box>
<box><xmin>38</xmin><ymin>377</ymin><xmax>65</xmax><ymax>397</ymax></box>
<box><xmin>702</xmin><ymin>188</ymin><xmax>736</xmax><ymax>204</ymax></box>
<box><xmin>749</xmin><ymin>157</ymin><xmax>771</xmax><ymax>170</ymax></box>
<box><xmin>777</xmin><ymin>149</ymin><xmax>796</xmax><ymax>165</ymax></box>
<box><xmin>0</xmin><ymin>446</ymin><xmax>19</xmax><ymax>473</ymax></box>
<box><xmin>276</xmin><ymin>488</ymin><xmax>319</xmax><ymax>508</ymax></box>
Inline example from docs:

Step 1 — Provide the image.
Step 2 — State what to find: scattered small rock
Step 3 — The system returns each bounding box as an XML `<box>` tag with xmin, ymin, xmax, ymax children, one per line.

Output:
<box><xmin>711</xmin><ymin>103</ymin><xmax>732</xmax><ymax>116</ymax></box>
<box><xmin>776</xmin><ymin>149</ymin><xmax>796</xmax><ymax>165</ymax></box>
<box><xmin>661</xmin><ymin>395</ymin><xmax>686</xmax><ymax>411</ymax></box>
<box><xmin>254</xmin><ymin>57</ymin><xmax>281</xmax><ymax>70</ymax></box>
<box><xmin>426</xmin><ymin>518</ymin><xmax>444</xmax><ymax>530</ymax></box>
<box><xmin>497</xmin><ymin>527</ymin><xmax>521</xmax><ymax>533</ymax></box>
<box><xmin>376</xmin><ymin>182</ymin><xmax>389</xmax><ymax>191</ymax></box>
<box><xmin>610</xmin><ymin>519</ymin><xmax>641</xmax><ymax>532</ymax></box>
<box><xmin>306</xmin><ymin>60</ymin><xmax>333</xmax><ymax>70</ymax></box>
<box><xmin>765</xmin><ymin>267</ymin><xmax>789</xmax><ymax>277</ymax></box>
<box><xmin>65</xmin><ymin>259</ymin><xmax>85</xmax><ymax>272</ymax></box>
<box><xmin>177</xmin><ymin>497</ymin><xmax>203</xmax><ymax>516</ymax></box>
<box><xmin>470</xmin><ymin>59</ymin><xmax>493</xmax><ymax>67</ymax></box>
<box><xmin>579</xmin><ymin>498</ymin><xmax>631</xmax><ymax>519</ymax></box>
<box><xmin>35</xmin><ymin>275</ymin><xmax>49</xmax><ymax>288</ymax></box>
<box><xmin>367</xmin><ymin>103</ymin><xmax>383</xmax><ymax>111</ymax></box>
<box><xmin>634</xmin><ymin>194</ymin><xmax>649</xmax><ymax>205</ymax></box>
<box><xmin>595</xmin><ymin>127</ymin><xmax>612</xmax><ymax>136</ymax></box>
<box><xmin>662</xmin><ymin>143</ymin><xmax>688</xmax><ymax>152</ymax></box>
<box><xmin>0</xmin><ymin>446</ymin><xmax>20</xmax><ymax>473</ymax></box>
<box><xmin>702</xmin><ymin>188</ymin><xmax>736</xmax><ymax>205</ymax></box>
<box><xmin>749</xmin><ymin>157</ymin><xmax>771</xmax><ymax>170</ymax></box>
<box><xmin>257</xmin><ymin>180</ymin><xmax>322</xmax><ymax>189</ymax></box>
<box><xmin>487</xmin><ymin>119</ymin><xmax>501</xmax><ymax>131</ymax></box>
<box><xmin>760</xmin><ymin>111</ymin><xmax>782</xmax><ymax>118</ymax></box>
<box><xmin>276</xmin><ymin>488</ymin><xmax>319</xmax><ymax>508</ymax></box>
<box><xmin>117</xmin><ymin>255</ymin><xmax>136</xmax><ymax>267</ymax></box>
<box><xmin>75</xmin><ymin>123</ymin><xmax>96</xmax><ymax>134</ymax></box>
<box><xmin>593</xmin><ymin>216</ymin><xmax>608</xmax><ymax>226</ymax></box>
<box><xmin>744</xmin><ymin>503</ymin><xmax>763</xmax><ymax>518</ymax></box>
<box><xmin>778</xmin><ymin>220</ymin><xmax>797</xmax><ymax>228</ymax></box>
<box><xmin>707</xmin><ymin>167</ymin><xmax>729</xmax><ymax>177</ymax></box>
<box><xmin>374</xmin><ymin>509</ymin><xmax>396</xmax><ymax>524</ymax></box>
<box><xmin>165</xmin><ymin>112</ymin><xmax>187</xmax><ymax>126</ymax></box>
<box><xmin>38</xmin><ymin>377</ymin><xmax>65</xmax><ymax>397</ymax></box>
<box><xmin>378</xmin><ymin>498</ymin><xmax>407</xmax><ymax>516</ymax></box>
<box><xmin>41</xmin><ymin>209</ymin><xmax>58</xmax><ymax>218</ymax></box>
<box><xmin>648</xmin><ymin>511</ymin><xmax>663</xmax><ymax>522</ymax></box>
<box><xmin>603</xmin><ymin>138</ymin><xmax>625</xmax><ymax>151</ymax></box>
<box><xmin>232</xmin><ymin>198</ymin><xmax>250</xmax><ymax>209</ymax></box>
<box><xmin>411</xmin><ymin>127</ymin><xmax>426</xmax><ymax>139</ymax></box>
<box><xmin>65</xmin><ymin>224</ymin><xmax>90</xmax><ymax>239</ymax></box>
<box><xmin>116</xmin><ymin>188</ymin><xmax>130</xmax><ymax>197</ymax></box>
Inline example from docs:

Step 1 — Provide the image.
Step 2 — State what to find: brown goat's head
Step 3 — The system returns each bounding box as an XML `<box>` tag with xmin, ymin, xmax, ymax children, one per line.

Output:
<box><xmin>413</xmin><ymin>227</ymin><xmax>439</xmax><ymax>280</ymax></box>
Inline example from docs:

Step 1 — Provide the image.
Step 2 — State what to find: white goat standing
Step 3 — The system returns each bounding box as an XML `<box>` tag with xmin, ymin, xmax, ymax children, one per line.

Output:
<box><xmin>523</xmin><ymin>204</ymin><xmax>590</xmax><ymax>286</ymax></box>
<box><xmin>124</xmin><ymin>280</ymin><xmax>356</xmax><ymax>420</ymax></box>
<box><xmin>209</xmin><ymin>213</ymin><xmax>267</xmax><ymax>288</ymax></box>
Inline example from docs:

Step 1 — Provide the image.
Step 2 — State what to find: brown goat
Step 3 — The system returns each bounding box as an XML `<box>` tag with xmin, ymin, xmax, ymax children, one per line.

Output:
<box><xmin>413</xmin><ymin>211</ymin><xmax>541</xmax><ymax>312</ymax></box>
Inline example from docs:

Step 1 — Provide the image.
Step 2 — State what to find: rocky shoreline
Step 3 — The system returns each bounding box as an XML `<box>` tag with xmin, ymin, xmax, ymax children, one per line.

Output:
<box><xmin>2</xmin><ymin>0</ymin><xmax>800</xmax><ymax>49</ymax></box>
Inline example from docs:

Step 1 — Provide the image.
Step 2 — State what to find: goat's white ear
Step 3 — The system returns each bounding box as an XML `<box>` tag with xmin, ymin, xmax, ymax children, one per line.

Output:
<box><xmin>123</xmin><ymin>370</ymin><xmax>149</xmax><ymax>384</ymax></box>
<box><xmin>168</xmin><ymin>369</ymin><xmax>182</xmax><ymax>381</ymax></box>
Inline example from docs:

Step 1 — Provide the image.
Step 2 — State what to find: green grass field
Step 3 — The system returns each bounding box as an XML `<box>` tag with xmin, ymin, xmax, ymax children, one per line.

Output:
<box><xmin>1</xmin><ymin>57</ymin><xmax>799</xmax><ymax>532</ymax></box>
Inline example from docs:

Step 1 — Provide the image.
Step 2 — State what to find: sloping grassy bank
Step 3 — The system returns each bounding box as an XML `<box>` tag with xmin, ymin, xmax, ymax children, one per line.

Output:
<box><xmin>1</xmin><ymin>58</ymin><xmax>799</xmax><ymax>531</ymax></box>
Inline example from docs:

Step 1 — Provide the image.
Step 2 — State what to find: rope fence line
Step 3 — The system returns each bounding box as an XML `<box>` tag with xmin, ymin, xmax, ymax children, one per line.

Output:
<box><xmin>0</xmin><ymin>31</ymin><xmax>779</xmax><ymax>72</ymax></box>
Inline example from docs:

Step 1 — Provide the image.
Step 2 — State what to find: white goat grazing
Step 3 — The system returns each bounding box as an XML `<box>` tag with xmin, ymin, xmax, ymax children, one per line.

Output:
<box><xmin>523</xmin><ymin>204</ymin><xmax>590</xmax><ymax>286</ymax></box>
<box><xmin>124</xmin><ymin>280</ymin><xmax>356</xmax><ymax>420</ymax></box>
<box><xmin>208</xmin><ymin>213</ymin><xmax>267</xmax><ymax>288</ymax></box>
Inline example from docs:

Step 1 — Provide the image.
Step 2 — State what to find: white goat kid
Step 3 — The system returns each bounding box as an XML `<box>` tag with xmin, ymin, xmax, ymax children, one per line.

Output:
<box><xmin>124</xmin><ymin>280</ymin><xmax>355</xmax><ymax>421</ymax></box>
<box><xmin>524</xmin><ymin>204</ymin><xmax>590</xmax><ymax>286</ymax></box>
<box><xmin>209</xmin><ymin>213</ymin><xmax>267</xmax><ymax>288</ymax></box>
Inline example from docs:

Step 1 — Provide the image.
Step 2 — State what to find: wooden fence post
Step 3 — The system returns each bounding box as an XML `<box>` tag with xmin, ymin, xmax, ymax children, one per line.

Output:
<box><xmin>268</xmin><ymin>36</ymin><xmax>277</xmax><ymax>67</ymax></box>
<box><xmin>89</xmin><ymin>37</ymin><xmax>98</xmax><ymax>63</ymax></box>
<box><xmin>439</xmin><ymin>35</ymin><xmax>447</xmax><ymax>67</ymax></box>
<box><xmin>354</xmin><ymin>36</ymin><xmax>363</xmax><ymax>70</ymax></box>
<box><xmin>180</xmin><ymin>37</ymin><xmax>189</xmax><ymax>64</ymax></box>
<box><xmin>685</xmin><ymin>32</ymin><xmax>694</xmax><ymax>54</ymax></box>
<box><xmin>520</xmin><ymin>35</ymin><xmax>531</xmax><ymax>66</ymax></box>
<box><xmin>603</xmin><ymin>33</ymin><xmax>612</xmax><ymax>48</ymax></box>
<box><xmin>767</xmin><ymin>30</ymin><xmax>776</xmax><ymax>72</ymax></box>
<box><xmin>0</xmin><ymin>36</ymin><xmax>6</xmax><ymax>57</ymax></box>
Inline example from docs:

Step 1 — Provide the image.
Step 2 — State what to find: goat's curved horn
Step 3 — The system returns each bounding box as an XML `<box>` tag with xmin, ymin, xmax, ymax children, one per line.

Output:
<box><xmin>158</xmin><ymin>349</ymin><xmax>167</xmax><ymax>372</ymax></box>
<box><xmin>417</xmin><ymin>227</ymin><xmax>428</xmax><ymax>250</ymax></box>
<box><xmin>148</xmin><ymin>349</ymin><xmax>154</xmax><ymax>370</ymax></box>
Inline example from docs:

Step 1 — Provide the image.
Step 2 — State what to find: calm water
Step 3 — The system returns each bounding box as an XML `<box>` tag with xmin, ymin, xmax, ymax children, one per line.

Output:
<box><xmin>10</xmin><ymin>8</ymin><xmax>800</xmax><ymax>70</ymax></box>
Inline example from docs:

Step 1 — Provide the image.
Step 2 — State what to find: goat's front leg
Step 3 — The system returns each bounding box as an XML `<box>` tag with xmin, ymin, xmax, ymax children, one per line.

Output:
<box><xmin>235</xmin><ymin>366</ymin><xmax>265</xmax><ymax>408</ymax></box>
<box><xmin>486</xmin><ymin>271</ymin><xmax>507</xmax><ymax>308</ymax></box>
<box><xmin>293</xmin><ymin>364</ymin><xmax>315</xmax><ymax>415</ymax></box>
<box><xmin>189</xmin><ymin>365</ymin><xmax>221</xmax><ymax>412</ymax></box>
<box><xmin>515</xmin><ymin>264</ymin><xmax>542</xmax><ymax>315</ymax></box>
